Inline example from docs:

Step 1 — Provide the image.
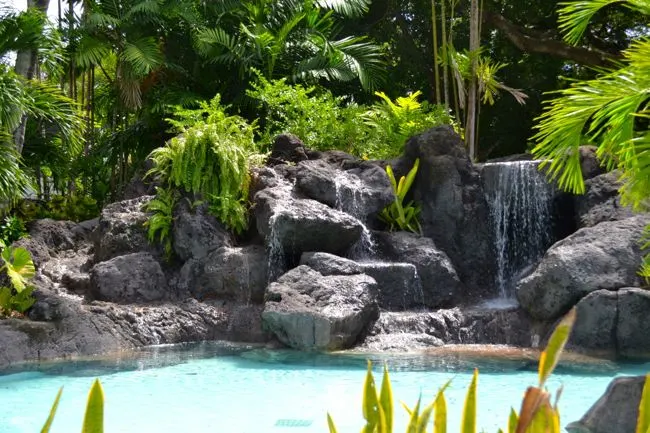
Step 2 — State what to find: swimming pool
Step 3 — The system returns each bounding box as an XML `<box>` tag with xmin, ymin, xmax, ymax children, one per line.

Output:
<box><xmin>0</xmin><ymin>342</ymin><xmax>644</xmax><ymax>433</ymax></box>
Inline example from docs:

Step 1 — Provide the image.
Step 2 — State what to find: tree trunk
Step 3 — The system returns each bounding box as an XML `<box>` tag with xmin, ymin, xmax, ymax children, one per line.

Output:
<box><xmin>431</xmin><ymin>0</ymin><xmax>440</xmax><ymax>105</ymax></box>
<box><xmin>465</xmin><ymin>0</ymin><xmax>480</xmax><ymax>161</ymax></box>
<box><xmin>12</xmin><ymin>0</ymin><xmax>51</xmax><ymax>155</ymax></box>
<box><xmin>441</xmin><ymin>0</ymin><xmax>450</xmax><ymax>111</ymax></box>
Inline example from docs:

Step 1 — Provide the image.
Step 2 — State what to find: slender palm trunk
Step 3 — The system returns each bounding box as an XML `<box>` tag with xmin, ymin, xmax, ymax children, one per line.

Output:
<box><xmin>441</xmin><ymin>0</ymin><xmax>450</xmax><ymax>110</ymax></box>
<box><xmin>13</xmin><ymin>0</ymin><xmax>51</xmax><ymax>154</ymax></box>
<box><xmin>431</xmin><ymin>0</ymin><xmax>440</xmax><ymax>104</ymax></box>
<box><xmin>465</xmin><ymin>0</ymin><xmax>480</xmax><ymax>161</ymax></box>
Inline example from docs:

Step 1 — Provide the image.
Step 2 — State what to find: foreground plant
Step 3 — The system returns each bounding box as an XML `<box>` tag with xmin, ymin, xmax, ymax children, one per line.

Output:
<box><xmin>41</xmin><ymin>379</ymin><xmax>104</xmax><ymax>433</ymax></box>
<box><xmin>0</xmin><ymin>246</ymin><xmax>36</xmax><ymax>316</ymax></box>
<box><xmin>379</xmin><ymin>159</ymin><xmax>422</xmax><ymax>234</ymax></box>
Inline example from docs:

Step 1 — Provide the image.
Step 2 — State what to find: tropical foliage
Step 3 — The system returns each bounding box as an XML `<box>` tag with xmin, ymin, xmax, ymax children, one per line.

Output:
<box><xmin>379</xmin><ymin>159</ymin><xmax>422</xmax><ymax>234</ymax></box>
<box><xmin>146</xmin><ymin>95</ymin><xmax>257</xmax><ymax>236</ymax></box>
<box><xmin>531</xmin><ymin>0</ymin><xmax>650</xmax><ymax>279</ymax></box>
<box><xmin>0</xmin><ymin>245</ymin><xmax>36</xmax><ymax>316</ymax></box>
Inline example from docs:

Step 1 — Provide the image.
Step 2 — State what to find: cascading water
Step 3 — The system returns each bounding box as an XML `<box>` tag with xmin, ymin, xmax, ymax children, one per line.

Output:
<box><xmin>332</xmin><ymin>171</ymin><xmax>376</xmax><ymax>259</ymax></box>
<box><xmin>482</xmin><ymin>160</ymin><xmax>555</xmax><ymax>299</ymax></box>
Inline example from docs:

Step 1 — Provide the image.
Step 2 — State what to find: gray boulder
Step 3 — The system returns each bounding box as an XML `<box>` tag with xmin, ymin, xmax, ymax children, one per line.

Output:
<box><xmin>262</xmin><ymin>265</ymin><xmax>378</xmax><ymax>350</ymax></box>
<box><xmin>579</xmin><ymin>145</ymin><xmax>605</xmax><ymax>181</ymax></box>
<box><xmin>179</xmin><ymin>245</ymin><xmax>268</xmax><ymax>303</ymax></box>
<box><xmin>397</xmin><ymin>126</ymin><xmax>496</xmax><ymax>295</ymax></box>
<box><xmin>172</xmin><ymin>200</ymin><xmax>232</xmax><ymax>262</ymax></box>
<box><xmin>268</xmin><ymin>134</ymin><xmax>309</xmax><ymax>166</ymax></box>
<box><xmin>255</xmin><ymin>185</ymin><xmax>363</xmax><ymax>256</ymax></box>
<box><xmin>517</xmin><ymin>216</ymin><xmax>648</xmax><ymax>320</ymax></box>
<box><xmin>13</xmin><ymin>218</ymin><xmax>90</xmax><ymax>268</ymax></box>
<box><xmin>292</xmin><ymin>158</ymin><xmax>394</xmax><ymax>217</ymax></box>
<box><xmin>299</xmin><ymin>252</ymin><xmax>424</xmax><ymax>311</ymax></box>
<box><xmin>567</xmin><ymin>376</ymin><xmax>644</xmax><ymax>433</ymax></box>
<box><xmin>94</xmin><ymin>196</ymin><xmax>160</xmax><ymax>262</ymax></box>
<box><xmin>373</xmin><ymin>231</ymin><xmax>463</xmax><ymax>307</ymax></box>
<box><xmin>576</xmin><ymin>171</ymin><xmax>634</xmax><ymax>228</ymax></box>
<box><xmin>617</xmin><ymin>288</ymin><xmax>650</xmax><ymax>359</ymax></box>
<box><xmin>568</xmin><ymin>289</ymin><xmax>618</xmax><ymax>355</ymax></box>
<box><xmin>90</xmin><ymin>252</ymin><xmax>170</xmax><ymax>303</ymax></box>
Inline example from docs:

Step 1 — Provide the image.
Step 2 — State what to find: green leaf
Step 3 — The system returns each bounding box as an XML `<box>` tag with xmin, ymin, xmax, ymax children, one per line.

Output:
<box><xmin>362</xmin><ymin>360</ymin><xmax>382</xmax><ymax>432</ymax></box>
<box><xmin>326</xmin><ymin>413</ymin><xmax>338</xmax><ymax>433</ymax></box>
<box><xmin>539</xmin><ymin>308</ymin><xmax>576</xmax><ymax>386</ymax></box>
<box><xmin>81</xmin><ymin>379</ymin><xmax>104</xmax><ymax>433</ymax></box>
<box><xmin>405</xmin><ymin>397</ymin><xmax>421</xmax><ymax>433</ymax></box>
<box><xmin>433</xmin><ymin>380</ymin><xmax>451</xmax><ymax>433</ymax></box>
<box><xmin>379</xmin><ymin>364</ymin><xmax>393</xmax><ymax>433</ymax></box>
<box><xmin>508</xmin><ymin>408</ymin><xmax>519</xmax><ymax>433</ymax></box>
<box><xmin>0</xmin><ymin>286</ymin><xmax>12</xmax><ymax>313</ymax></box>
<box><xmin>1</xmin><ymin>246</ymin><xmax>35</xmax><ymax>293</ymax></box>
<box><xmin>399</xmin><ymin>158</ymin><xmax>420</xmax><ymax>202</ymax></box>
<box><xmin>40</xmin><ymin>387</ymin><xmax>63</xmax><ymax>433</ymax></box>
<box><xmin>637</xmin><ymin>374</ymin><xmax>650</xmax><ymax>433</ymax></box>
<box><xmin>461</xmin><ymin>369</ymin><xmax>478</xmax><ymax>433</ymax></box>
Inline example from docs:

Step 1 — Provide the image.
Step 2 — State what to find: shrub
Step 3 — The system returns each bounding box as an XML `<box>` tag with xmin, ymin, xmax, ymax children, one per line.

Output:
<box><xmin>0</xmin><ymin>215</ymin><xmax>27</xmax><ymax>247</ymax></box>
<box><xmin>379</xmin><ymin>159</ymin><xmax>422</xmax><ymax>234</ymax></box>
<box><xmin>147</xmin><ymin>95</ymin><xmax>256</xmax><ymax>235</ymax></box>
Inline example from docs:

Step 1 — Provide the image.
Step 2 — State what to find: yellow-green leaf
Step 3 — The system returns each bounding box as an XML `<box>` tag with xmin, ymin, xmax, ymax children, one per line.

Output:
<box><xmin>461</xmin><ymin>369</ymin><xmax>478</xmax><ymax>433</ymax></box>
<box><xmin>433</xmin><ymin>380</ymin><xmax>451</xmax><ymax>433</ymax></box>
<box><xmin>327</xmin><ymin>413</ymin><xmax>338</xmax><ymax>433</ymax></box>
<box><xmin>406</xmin><ymin>397</ymin><xmax>422</xmax><ymax>433</ymax></box>
<box><xmin>82</xmin><ymin>379</ymin><xmax>104</xmax><ymax>433</ymax></box>
<box><xmin>362</xmin><ymin>361</ymin><xmax>381</xmax><ymax>432</ymax></box>
<box><xmin>386</xmin><ymin>165</ymin><xmax>397</xmax><ymax>192</ymax></box>
<box><xmin>40</xmin><ymin>387</ymin><xmax>63</xmax><ymax>433</ymax></box>
<box><xmin>400</xmin><ymin>158</ymin><xmax>420</xmax><ymax>201</ymax></box>
<box><xmin>508</xmin><ymin>408</ymin><xmax>519</xmax><ymax>433</ymax></box>
<box><xmin>1</xmin><ymin>247</ymin><xmax>35</xmax><ymax>293</ymax></box>
<box><xmin>417</xmin><ymin>402</ymin><xmax>436</xmax><ymax>433</ymax></box>
<box><xmin>516</xmin><ymin>386</ymin><xmax>549</xmax><ymax>433</ymax></box>
<box><xmin>636</xmin><ymin>374</ymin><xmax>650</xmax><ymax>433</ymax></box>
<box><xmin>539</xmin><ymin>308</ymin><xmax>576</xmax><ymax>386</ymax></box>
<box><xmin>379</xmin><ymin>364</ymin><xmax>393</xmax><ymax>433</ymax></box>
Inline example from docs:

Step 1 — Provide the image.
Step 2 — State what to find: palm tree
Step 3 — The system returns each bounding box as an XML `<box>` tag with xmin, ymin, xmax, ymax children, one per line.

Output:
<box><xmin>532</xmin><ymin>0</ymin><xmax>650</xmax><ymax>277</ymax></box>
<box><xmin>0</xmin><ymin>7</ymin><xmax>83</xmax><ymax>203</ymax></box>
<box><xmin>193</xmin><ymin>0</ymin><xmax>385</xmax><ymax>91</ymax></box>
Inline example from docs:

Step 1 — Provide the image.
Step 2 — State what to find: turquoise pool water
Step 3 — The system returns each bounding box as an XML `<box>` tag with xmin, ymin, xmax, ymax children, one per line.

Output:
<box><xmin>0</xmin><ymin>342</ymin><xmax>646</xmax><ymax>433</ymax></box>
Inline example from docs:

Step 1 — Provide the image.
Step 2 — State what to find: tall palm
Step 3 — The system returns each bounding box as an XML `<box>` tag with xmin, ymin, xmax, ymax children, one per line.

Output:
<box><xmin>193</xmin><ymin>0</ymin><xmax>385</xmax><ymax>91</ymax></box>
<box><xmin>0</xmin><ymin>7</ymin><xmax>83</xmax><ymax>203</ymax></box>
<box><xmin>532</xmin><ymin>0</ymin><xmax>650</xmax><ymax>277</ymax></box>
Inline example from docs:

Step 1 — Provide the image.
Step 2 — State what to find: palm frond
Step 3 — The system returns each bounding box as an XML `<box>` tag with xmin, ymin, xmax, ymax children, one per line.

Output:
<box><xmin>122</xmin><ymin>37</ymin><xmax>164</xmax><ymax>77</ymax></box>
<box><xmin>123</xmin><ymin>0</ymin><xmax>163</xmax><ymax>22</ymax></box>
<box><xmin>314</xmin><ymin>0</ymin><xmax>371</xmax><ymax>17</ymax></box>
<box><xmin>558</xmin><ymin>0</ymin><xmax>650</xmax><ymax>45</ymax></box>
<box><xmin>0</xmin><ymin>141</ymin><xmax>31</xmax><ymax>203</ymax></box>
<box><xmin>0</xmin><ymin>67</ymin><xmax>28</xmax><ymax>132</ymax></box>
<box><xmin>75</xmin><ymin>36</ymin><xmax>111</xmax><ymax>69</ymax></box>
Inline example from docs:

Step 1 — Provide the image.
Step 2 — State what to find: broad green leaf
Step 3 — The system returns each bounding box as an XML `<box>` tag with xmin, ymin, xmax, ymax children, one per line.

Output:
<box><xmin>461</xmin><ymin>369</ymin><xmax>478</xmax><ymax>433</ymax></box>
<box><xmin>433</xmin><ymin>380</ymin><xmax>452</xmax><ymax>433</ymax></box>
<box><xmin>1</xmin><ymin>247</ymin><xmax>35</xmax><ymax>293</ymax></box>
<box><xmin>539</xmin><ymin>308</ymin><xmax>576</xmax><ymax>386</ymax></box>
<box><xmin>81</xmin><ymin>379</ymin><xmax>104</xmax><ymax>433</ymax></box>
<box><xmin>326</xmin><ymin>413</ymin><xmax>338</xmax><ymax>433</ymax></box>
<box><xmin>636</xmin><ymin>374</ymin><xmax>650</xmax><ymax>433</ymax></box>
<box><xmin>40</xmin><ymin>387</ymin><xmax>63</xmax><ymax>433</ymax></box>
<box><xmin>508</xmin><ymin>408</ymin><xmax>519</xmax><ymax>433</ymax></box>
<box><xmin>0</xmin><ymin>286</ymin><xmax>12</xmax><ymax>312</ymax></box>
<box><xmin>379</xmin><ymin>364</ymin><xmax>393</xmax><ymax>433</ymax></box>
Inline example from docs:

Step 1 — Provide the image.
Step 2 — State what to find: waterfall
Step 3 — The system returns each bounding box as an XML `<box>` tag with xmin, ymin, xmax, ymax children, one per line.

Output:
<box><xmin>482</xmin><ymin>160</ymin><xmax>554</xmax><ymax>299</ymax></box>
<box><xmin>332</xmin><ymin>171</ymin><xmax>376</xmax><ymax>259</ymax></box>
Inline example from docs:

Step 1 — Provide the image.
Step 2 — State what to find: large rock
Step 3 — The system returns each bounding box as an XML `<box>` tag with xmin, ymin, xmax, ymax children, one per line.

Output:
<box><xmin>292</xmin><ymin>158</ymin><xmax>394</xmax><ymax>217</ymax></box>
<box><xmin>172</xmin><ymin>200</ymin><xmax>232</xmax><ymax>262</ymax></box>
<box><xmin>361</xmin><ymin>306</ymin><xmax>538</xmax><ymax>351</ymax></box>
<box><xmin>179</xmin><ymin>245</ymin><xmax>268</xmax><ymax>303</ymax></box>
<box><xmin>576</xmin><ymin>171</ymin><xmax>634</xmax><ymax>228</ymax></box>
<box><xmin>90</xmin><ymin>252</ymin><xmax>170</xmax><ymax>303</ymax></box>
<box><xmin>568</xmin><ymin>290</ymin><xmax>618</xmax><ymax>355</ymax></box>
<box><xmin>373</xmin><ymin>231</ymin><xmax>463</xmax><ymax>307</ymax></box>
<box><xmin>267</xmin><ymin>134</ymin><xmax>308</xmax><ymax>166</ymax></box>
<box><xmin>94</xmin><ymin>196</ymin><xmax>160</xmax><ymax>262</ymax></box>
<box><xmin>579</xmin><ymin>145</ymin><xmax>605</xmax><ymax>181</ymax></box>
<box><xmin>262</xmin><ymin>265</ymin><xmax>378</xmax><ymax>350</ymax></box>
<box><xmin>299</xmin><ymin>252</ymin><xmax>423</xmax><ymax>311</ymax></box>
<box><xmin>0</xmin><ymin>293</ymin><xmax>268</xmax><ymax>369</ymax></box>
<box><xmin>397</xmin><ymin>126</ymin><xmax>496</xmax><ymax>295</ymax></box>
<box><xmin>617</xmin><ymin>288</ymin><xmax>650</xmax><ymax>359</ymax></box>
<box><xmin>254</xmin><ymin>184</ymin><xmax>363</xmax><ymax>256</ymax></box>
<box><xmin>567</xmin><ymin>376</ymin><xmax>644</xmax><ymax>433</ymax></box>
<box><xmin>517</xmin><ymin>216</ymin><xmax>648</xmax><ymax>320</ymax></box>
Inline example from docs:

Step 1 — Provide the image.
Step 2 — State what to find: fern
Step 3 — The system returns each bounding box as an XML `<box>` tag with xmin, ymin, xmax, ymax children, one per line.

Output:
<box><xmin>146</xmin><ymin>95</ymin><xmax>255</xmax><ymax>236</ymax></box>
<box><xmin>143</xmin><ymin>187</ymin><xmax>177</xmax><ymax>259</ymax></box>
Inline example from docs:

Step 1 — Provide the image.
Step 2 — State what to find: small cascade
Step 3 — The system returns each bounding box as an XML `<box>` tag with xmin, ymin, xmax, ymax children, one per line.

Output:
<box><xmin>482</xmin><ymin>160</ymin><xmax>555</xmax><ymax>298</ymax></box>
<box><xmin>266</xmin><ymin>175</ymin><xmax>295</xmax><ymax>283</ymax></box>
<box><xmin>332</xmin><ymin>171</ymin><xmax>376</xmax><ymax>259</ymax></box>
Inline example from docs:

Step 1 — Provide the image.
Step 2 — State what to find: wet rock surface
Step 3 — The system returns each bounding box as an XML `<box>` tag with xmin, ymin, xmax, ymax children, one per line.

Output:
<box><xmin>262</xmin><ymin>265</ymin><xmax>378</xmax><ymax>351</ymax></box>
<box><xmin>567</xmin><ymin>375</ymin><xmax>645</xmax><ymax>433</ymax></box>
<box><xmin>517</xmin><ymin>216</ymin><xmax>648</xmax><ymax>320</ymax></box>
<box><xmin>575</xmin><ymin>171</ymin><xmax>634</xmax><ymax>228</ymax></box>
